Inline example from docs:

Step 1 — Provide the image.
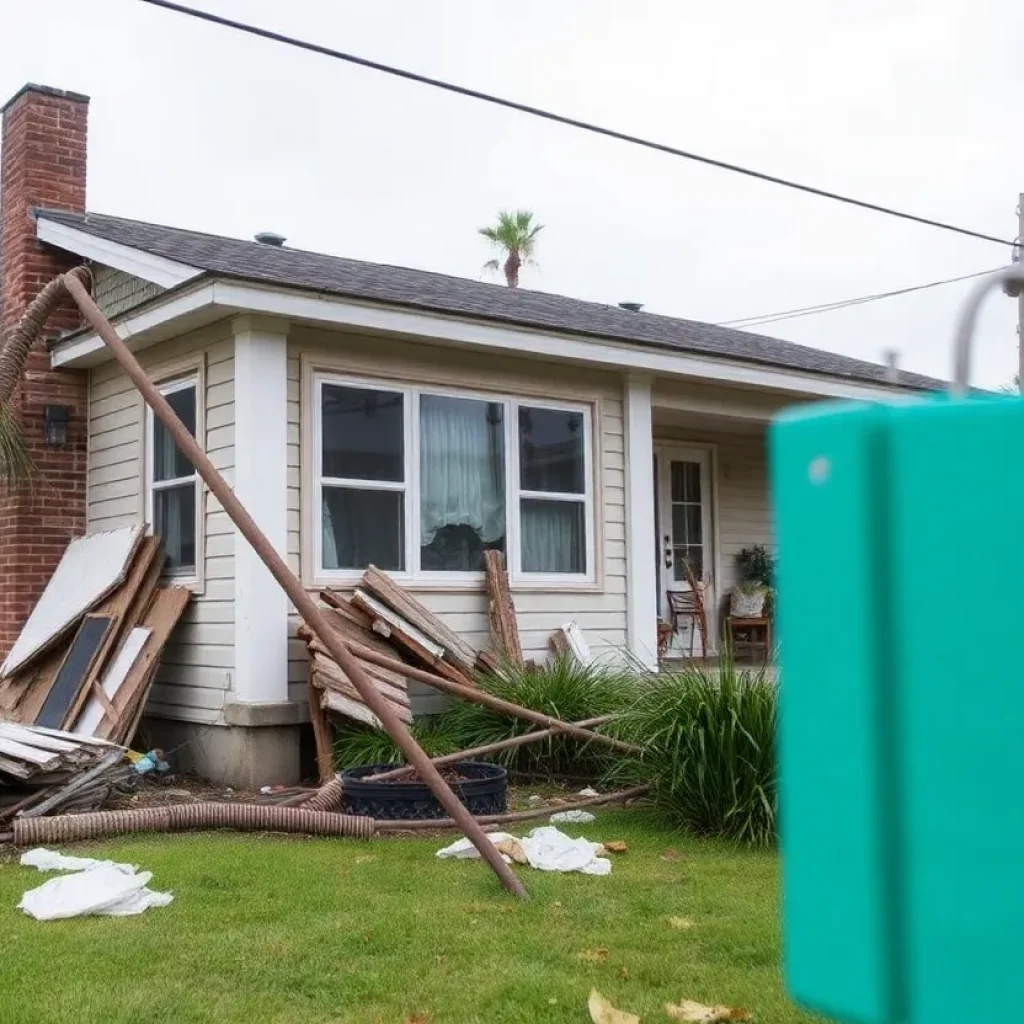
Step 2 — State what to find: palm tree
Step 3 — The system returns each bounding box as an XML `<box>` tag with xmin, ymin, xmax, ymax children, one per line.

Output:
<box><xmin>0</xmin><ymin>266</ymin><xmax>90</xmax><ymax>483</ymax></box>
<box><xmin>479</xmin><ymin>210</ymin><xmax>543</xmax><ymax>289</ymax></box>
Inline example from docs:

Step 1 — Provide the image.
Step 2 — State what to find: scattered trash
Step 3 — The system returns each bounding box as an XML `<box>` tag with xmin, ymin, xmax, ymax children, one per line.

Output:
<box><xmin>527</xmin><ymin>794</ymin><xmax>546</xmax><ymax>807</ymax></box>
<box><xmin>588</xmin><ymin>988</ymin><xmax>640</xmax><ymax>1024</ymax></box>
<box><xmin>603</xmin><ymin>841</ymin><xmax>628</xmax><ymax>854</ymax></box>
<box><xmin>128</xmin><ymin>749</ymin><xmax>169</xmax><ymax>775</ymax></box>
<box><xmin>578</xmin><ymin>787</ymin><xmax>601</xmax><ymax>797</ymax></box>
<box><xmin>494</xmin><ymin>839</ymin><xmax>529</xmax><ymax>865</ymax></box>
<box><xmin>663</xmin><ymin>999</ymin><xmax>750</xmax><ymax>1022</ymax></box>
<box><xmin>437</xmin><ymin>826</ymin><xmax>612</xmax><ymax>876</ymax></box>
<box><xmin>17</xmin><ymin>847</ymin><xmax>172</xmax><ymax>920</ymax></box>
<box><xmin>550</xmin><ymin>809</ymin><xmax>596</xmax><ymax>824</ymax></box>
<box><xmin>668</xmin><ymin>916</ymin><xmax>695</xmax><ymax>930</ymax></box>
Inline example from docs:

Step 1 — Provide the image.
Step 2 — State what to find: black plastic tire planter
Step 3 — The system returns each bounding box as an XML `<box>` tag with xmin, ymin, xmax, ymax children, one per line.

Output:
<box><xmin>339</xmin><ymin>761</ymin><xmax>508</xmax><ymax>820</ymax></box>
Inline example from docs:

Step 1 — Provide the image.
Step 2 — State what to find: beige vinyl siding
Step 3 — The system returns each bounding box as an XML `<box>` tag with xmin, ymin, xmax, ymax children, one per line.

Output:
<box><xmin>286</xmin><ymin>327</ymin><xmax>628</xmax><ymax>714</ymax></box>
<box><xmin>92</xmin><ymin>266</ymin><xmax>165</xmax><ymax>318</ymax></box>
<box><xmin>87</xmin><ymin>323</ymin><xmax>235</xmax><ymax>724</ymax></box>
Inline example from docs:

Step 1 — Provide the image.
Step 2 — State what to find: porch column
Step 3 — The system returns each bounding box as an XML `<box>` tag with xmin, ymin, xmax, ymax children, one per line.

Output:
<box><xmin>231</xmin><ymin>315</ymin><xmax>290</xmax><ymax>703</ymax></box>
<box><xmin>623</xmin><ymin>373</ymin><xmax>659</xmax><ymax>668</ymax></box>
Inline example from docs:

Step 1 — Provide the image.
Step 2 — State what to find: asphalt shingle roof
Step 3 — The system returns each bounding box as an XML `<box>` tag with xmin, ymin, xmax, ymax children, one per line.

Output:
<box><xmin>38</xmin><ymin>209</ymin><xmax>945</xmax><ymax>391</ymax></box>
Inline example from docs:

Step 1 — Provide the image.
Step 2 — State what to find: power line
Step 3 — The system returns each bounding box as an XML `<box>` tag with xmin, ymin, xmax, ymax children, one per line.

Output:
<box><xmin>137</xmin><ymin>0</ymin><xmax>1015</xmax><ymax>249</ymax></box>
<box><xmin>718</xmin><ymin>267</ymin><xmax>1003</xmax><ymax>330</ymax></box>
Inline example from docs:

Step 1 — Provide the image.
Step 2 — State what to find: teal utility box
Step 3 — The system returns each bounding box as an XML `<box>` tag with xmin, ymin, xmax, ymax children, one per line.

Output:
<box><xmin>770</xmin><ymin>396</ymin><xmax>1024</xmax><ymax>1024</ymax></box>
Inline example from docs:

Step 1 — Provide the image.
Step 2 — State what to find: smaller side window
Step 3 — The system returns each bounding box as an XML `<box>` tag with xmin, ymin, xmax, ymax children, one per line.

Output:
<box><xmin>148</xmin><ymin>378</ymin><xmax>199</xmax><ymax>577</ymax></box>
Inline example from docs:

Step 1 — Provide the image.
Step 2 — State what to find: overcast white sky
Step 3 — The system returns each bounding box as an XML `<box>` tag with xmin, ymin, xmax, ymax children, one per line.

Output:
<box><xmin>3</xmin><ymin>0</ymin><xmax>1021</xmax><ymax>385</ymax></box>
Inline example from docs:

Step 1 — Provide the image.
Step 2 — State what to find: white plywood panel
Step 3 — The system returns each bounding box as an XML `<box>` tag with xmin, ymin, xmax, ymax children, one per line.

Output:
<box><xmin>1</xmin><ymin>525</ymin><xmax>145</xmax><ymax>678</ymax></box>
<box><xmin>73</xmin><ymin>627</ymin><xmax>151</xmax><ymax>737</ymax></box>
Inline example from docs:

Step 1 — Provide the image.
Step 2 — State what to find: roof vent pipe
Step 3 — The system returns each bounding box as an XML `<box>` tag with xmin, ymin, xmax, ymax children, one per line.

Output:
<box><xmin>618</xmin><ymin>302</ymin><xmax>643</xmax><ymax>312</ymax></box>
<box><xmin>254</xmin><ymin>231</ymin><xmax>287</xmax><ymax>247</ymax></box>
<box><xmin>882</xmin><ymin>348</ymin><xmax>900</xmax><ymax>383</ymax></box>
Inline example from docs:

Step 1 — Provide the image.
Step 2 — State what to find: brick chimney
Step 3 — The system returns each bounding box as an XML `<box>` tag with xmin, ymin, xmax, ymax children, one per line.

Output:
<box><xmin>0</xmin><ymin>84</ymin><xmax>90</xmax><ymax>657</ymax></box>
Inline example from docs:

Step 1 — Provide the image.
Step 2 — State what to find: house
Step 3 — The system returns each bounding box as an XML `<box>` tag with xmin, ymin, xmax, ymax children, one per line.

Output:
<box><xmin>0</xmin><ymin>83</ymin><xmax>943</xmax><ymax>786</ymax></box>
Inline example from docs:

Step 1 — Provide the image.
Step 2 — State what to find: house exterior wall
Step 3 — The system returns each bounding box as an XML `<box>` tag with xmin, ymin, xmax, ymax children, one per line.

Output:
<box><xmin>86</xmin><ymin>322</ymin><xmax>235</xmax><ymax>724</ymax></box>
<box><xmin>92</xmin><ymin>265</ymin><xmax>164</xmax><ymax>318</ymax></box>
<box><xmin>286</xmin><ymin>326</ymin><xmax>629</xmax><ymax>714</ymax></box>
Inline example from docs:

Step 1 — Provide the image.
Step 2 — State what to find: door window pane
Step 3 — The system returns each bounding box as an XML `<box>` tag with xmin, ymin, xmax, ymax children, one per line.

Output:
<box><xmin>673</xmin><ymin>545</ymin><xmax>704</xmax><ymax>581</ymax></box>
<box><xmin>322</xmin><ymin>384</ymin><xmax>404</xmax><ymax>481</ymax></box>
<box><xmin>521</xmin><ymin>499</ymin><xmax>585</xmax><ymax>574</ymax></box>
<box><xmin>518</xmin><ymin>407</ymin><xmax>584</xmax><ymax>493</ymax></box>
<box><xmin>671</xmin><ymin>461</ymin><xmax>701</xmax><ymax>503</ymax></box>
<box><xmin>153</xmin><ymin>386</ymin><xmax>196</xmax><ymax>482</ymax></box>
<box><xmin>154</xmin><ymin>483</ymin><xmax>196</xmax><ymax>572</ymax></box>
<box><xmin>420</xmin><ymin>395</ymin><xmax>505</xmax><ymax>572</ymax></box>
<box><xmin>322</xmin><ymin>487</ymin><xmax>404</xmax><ymax>571</ymax></box>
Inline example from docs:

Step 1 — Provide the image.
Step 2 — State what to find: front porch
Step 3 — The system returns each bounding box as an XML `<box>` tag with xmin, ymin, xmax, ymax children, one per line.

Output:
<box><xmin>624</xmin><ymin>376</ymin><xmax>800</xmax><ymax>668</ymax></box>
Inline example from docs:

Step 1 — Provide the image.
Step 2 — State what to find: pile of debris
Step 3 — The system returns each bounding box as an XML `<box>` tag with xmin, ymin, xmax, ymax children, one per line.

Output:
<box><xmin>0</xmin><ymin>524</ymin><xmax>190</xmax><ymax>743</ymax></box>
<box><xmin>0</xmin><ymin>525</ymin><xmax>190</xmax><ymax>824</ymax></box>
<box><xmin>298</xmin><ymin>565</ymin><xmax>480</xmax><ymax>739</ymax></box>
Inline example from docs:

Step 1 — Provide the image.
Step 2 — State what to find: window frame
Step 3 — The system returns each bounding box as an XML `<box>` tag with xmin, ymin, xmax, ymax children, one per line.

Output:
<box><xmin>143</xmin><ymin>368</ymin><xmax>205</xmax><ymax>588</ymax></box>
<box><xmin>312</xmin><ymin>371</ymin><xmax>596</xmax><ymax>586</ymax></box>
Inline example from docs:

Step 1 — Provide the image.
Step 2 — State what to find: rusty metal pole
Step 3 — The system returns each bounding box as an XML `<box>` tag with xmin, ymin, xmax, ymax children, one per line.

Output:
<box><xmin>63</xmin><ymin>272</ymin><xmax>528</xmax><ymax>900</ymax></box>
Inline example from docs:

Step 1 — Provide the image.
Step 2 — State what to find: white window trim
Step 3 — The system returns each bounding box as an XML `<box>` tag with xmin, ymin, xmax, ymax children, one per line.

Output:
<box><xmin>312</xmin><ymin>372</ymin><xmax>596</xmax><ymax>585</ymax></box>
<box><xmin>143</xmin><ymin>362</ymin><xmax>206</xmax><ymax>591</ymax></box>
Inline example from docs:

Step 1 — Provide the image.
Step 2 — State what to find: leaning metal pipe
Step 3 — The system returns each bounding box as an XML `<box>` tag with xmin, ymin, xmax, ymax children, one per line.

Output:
<box><xmin>12</xmin><ymin>803</ymin><xmax>375</xmax><ymax>845</ymax></box>
<box><xmin>62</xmin><ymin>272</ymin><xmax>527</xmax><ymax>900</ymax></box>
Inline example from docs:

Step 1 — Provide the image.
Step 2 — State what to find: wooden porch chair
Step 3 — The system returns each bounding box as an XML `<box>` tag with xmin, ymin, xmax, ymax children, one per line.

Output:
<box><xmin>666</xmin><ymin>560</ymin><xmax>709</xmax><ymax>660</ymax></box>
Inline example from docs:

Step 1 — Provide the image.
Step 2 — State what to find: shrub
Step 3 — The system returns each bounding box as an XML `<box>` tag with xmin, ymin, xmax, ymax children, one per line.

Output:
<box><xmin>606</xmin><ymin>658</ymin><xmax>777</xmax><ymax>845</ymax></box>
<box><xmin>332</xmin><ymin>717</ymin><xmax>460</xmax><ymax>771</ymax></box>
<box><xmin>436</xmin><ymin>658</ymin><xmax>638</xmax><ymax>777</ymax></box>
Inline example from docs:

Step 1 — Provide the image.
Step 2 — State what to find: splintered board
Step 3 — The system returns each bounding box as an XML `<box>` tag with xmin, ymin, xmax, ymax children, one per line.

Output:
<box><xmin>35</xmin><ymin>616</ymin><xmax>114</xmax><ymax>729</ymax></box>
<box><xmin>0</xmin><ymin>525</ymin><xmax>144</xmax><ymax>678</ymax></box>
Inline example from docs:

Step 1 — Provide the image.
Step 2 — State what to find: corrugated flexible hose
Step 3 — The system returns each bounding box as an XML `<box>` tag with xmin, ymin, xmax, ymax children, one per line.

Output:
<box><xmin>13</xmin><ymin>802</ymin><xmax>374</xmax><ymax>845</ymax></box>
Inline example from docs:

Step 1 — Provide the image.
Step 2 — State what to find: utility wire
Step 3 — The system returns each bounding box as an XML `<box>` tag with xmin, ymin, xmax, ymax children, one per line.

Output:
<box><xmin>137</xmin><ymin>0</ymin><xmax>1015</xmax><ymax>248</ymax></box>
<box><xmin>718</xmin><ymin>267</ymin><xmax>1003</xmax><ymax>329</ymax></box>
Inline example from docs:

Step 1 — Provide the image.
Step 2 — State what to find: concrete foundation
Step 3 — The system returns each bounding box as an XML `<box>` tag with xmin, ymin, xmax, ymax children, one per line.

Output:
<box><xmin>140</xmin><ymin>713</ymin><xmax>302</xmax><ymax>788</ymax></box>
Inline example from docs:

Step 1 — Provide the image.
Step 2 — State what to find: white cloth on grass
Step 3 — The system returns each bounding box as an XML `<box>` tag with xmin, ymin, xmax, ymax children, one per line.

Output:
<box><xmin>550</xmin><ymin>809</ymin><xmax>596</xmax><ymax>824</ymax></box>
<box><xmin>436</xmin><ymin>826</ymin><xmax>611</xmax><ymax>876</ymax></box>
<box><xmin>18</xmin><ymin>848</ymin><xmax>173</xmax><ymax>920</ymax></box>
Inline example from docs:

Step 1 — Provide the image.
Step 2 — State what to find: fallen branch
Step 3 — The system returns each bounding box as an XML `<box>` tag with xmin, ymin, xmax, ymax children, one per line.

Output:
<box><xmin>366</xmin><ymin>715</ymin><xmax>616</xmax><ymax>782</ymax></box>
<box><xmin>374</xmin><ymin>784</ymin><xmax>651</xmax><ymax>831</ymax></box>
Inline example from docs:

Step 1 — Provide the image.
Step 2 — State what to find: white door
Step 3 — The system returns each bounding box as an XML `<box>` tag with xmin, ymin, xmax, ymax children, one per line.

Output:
<box><xmin>655</xmin><ymin>447</ymin><xmax>715</xmax><ymax>654</ymax></box>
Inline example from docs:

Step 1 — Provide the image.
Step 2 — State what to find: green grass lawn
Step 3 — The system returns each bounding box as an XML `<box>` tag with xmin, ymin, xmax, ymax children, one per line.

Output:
<box><xmin>0</xmin><ymin>811</ymin><xmax>824</xmax><ymax>1024</ymax></box>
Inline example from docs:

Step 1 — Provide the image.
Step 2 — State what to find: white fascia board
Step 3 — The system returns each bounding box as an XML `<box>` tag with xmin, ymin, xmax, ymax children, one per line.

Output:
<box><xmin>52</xmin><ymin>276</ymin><xmax>925</xmax><ymax>401</ymax></box>
<box><xmin>35</xmin><ymin>217</ymin><xmax>202</xmax><ymax>288</ymax></box>
<box><xmin>211</xmin><ymin>281</ymin><xmax>924</xmax><ymax>401</ymax></box>
<box><xmin>50</xmin><ymin>282</ymin><xmax>217</xmax><ymax>366</ymax></box>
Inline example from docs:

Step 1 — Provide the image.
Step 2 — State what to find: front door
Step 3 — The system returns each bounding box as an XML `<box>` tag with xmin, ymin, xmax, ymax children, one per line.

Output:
<box><xmin>655</xmin><ymin>446</ymin><xmax>715</xmax><ymax>655</ymax></box>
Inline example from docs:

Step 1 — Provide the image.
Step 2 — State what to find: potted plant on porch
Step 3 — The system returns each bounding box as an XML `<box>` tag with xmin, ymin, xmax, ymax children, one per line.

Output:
<box><xmin>730</xmin><ymin>544</ymin><xmax>775</xmax><ymax>618</ymax></box>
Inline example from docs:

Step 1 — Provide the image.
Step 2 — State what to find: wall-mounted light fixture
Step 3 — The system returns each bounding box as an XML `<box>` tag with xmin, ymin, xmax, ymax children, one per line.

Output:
<box><xmin>43</xmin><ymin>405</ymin><xmax>70</xmax><ymax>447</ymax></box>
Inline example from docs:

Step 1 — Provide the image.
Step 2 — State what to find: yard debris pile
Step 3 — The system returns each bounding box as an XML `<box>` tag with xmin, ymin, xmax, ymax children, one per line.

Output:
<box><xmin>298</xmin><ymin>564</ymin><xmax>482</xmax><ymax>774</ymax></box>
<box><xmin>0</xmin><ymin>525</ymin><xmax>191</xmax><ymax>827</ymax></box>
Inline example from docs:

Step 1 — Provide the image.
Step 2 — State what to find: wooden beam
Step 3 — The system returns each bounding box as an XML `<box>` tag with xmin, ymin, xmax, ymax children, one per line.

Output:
<box><xmin>484</xmin><ymin>551</ymin><xmax>523</xmax><ymax>666</ymax></box>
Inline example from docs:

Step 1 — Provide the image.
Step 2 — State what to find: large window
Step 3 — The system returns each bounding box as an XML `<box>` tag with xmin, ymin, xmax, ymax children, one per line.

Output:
<box><xmin>314</xmin><ymin>376</ymin><xmax>593</xmax><ymax>581</ymax></box>
<box><xmin>146</xmin><ymin>377</ymin><xmax>200</xmax><ymax>577</ymax></box>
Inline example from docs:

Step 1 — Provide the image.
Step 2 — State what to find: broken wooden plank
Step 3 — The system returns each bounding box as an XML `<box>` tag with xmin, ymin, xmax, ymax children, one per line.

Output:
<box><xmin>19</xmin><ymin>750</ymin><xmax>124</xmax><ymax>819</ymax></box>
<box><xmin>0</xmin><ymin>524</ymin><xmax>145</xmax><ymax>678</ymax></box>
<box><xmin>310</xmin><ymin>653</ymin><xmax>410</xmax><ymax>709</ymax></box>
<box><xmin>0</xmin><ymin>736</ymin><xmax>61</xmax><ymax>770</ymax></box>
<box><xmin>483</xmin><ymin>550</ymin><xmax>523</xmax><ymax>667</ymax></box>
<box><xmin>361</xmin><ymin>566</ymin><xmax>477</xmax><ymax>673</ymax></box>
<box><xmin>303</xmin><ymin>632</ymin><xmax>410</xmax><ymax>693</ymax></box>
<box><xmin>97</xmin><ymin>587</ymin><xmax>191</xmax><ymax>744</ymax></box>
<box><xmin>318</xmin><ymin>687</ymin><xmax>384</xmax><ymax>727</ymax></box>
<box><xmin>551</xmin><ymin>621</ymin><xmax>592</xmax><ymax>666</ymax></box>
<box><xmin>308</xmin><ymin>677</ymin><xmax>334</xmax><ymax>784</ymax></box>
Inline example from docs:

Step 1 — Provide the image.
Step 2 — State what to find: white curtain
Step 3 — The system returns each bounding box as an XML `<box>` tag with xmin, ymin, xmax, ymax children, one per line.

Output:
<box><xmin>521</xmin><ymin>499</ymin><xmax>584</xmax><ymax>574</ymax></box>
<box><xmin>322</xmin><ymin>499</ymin><xmax>338</xmax><ymax>568</ymax></box>
<box><xmin>419</xmin><ymin>396</ymin><xmax>505</xmax><ymax>546</ymax></box>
